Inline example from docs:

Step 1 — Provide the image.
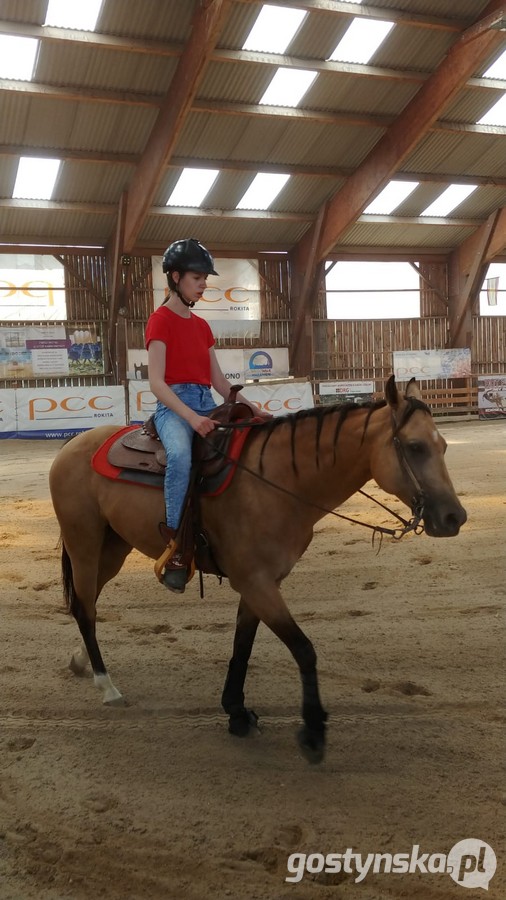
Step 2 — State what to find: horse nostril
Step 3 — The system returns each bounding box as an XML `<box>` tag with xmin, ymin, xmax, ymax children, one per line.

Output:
<box><xmin>445</xmin><ymin>509</ymin><xmax>466</xmax><ymax>532</ymax></box>
<box><xmin>456</xmin><ymin>505</ymin><xmax>467</xmax><ymax>526</ymax></box>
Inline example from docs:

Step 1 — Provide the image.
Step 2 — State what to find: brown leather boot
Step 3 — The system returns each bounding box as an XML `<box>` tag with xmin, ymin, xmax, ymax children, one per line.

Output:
<box><xmin>158</xmin><ymin>524</ymin><xmax>187</xmax><ymax>594</ymax></box>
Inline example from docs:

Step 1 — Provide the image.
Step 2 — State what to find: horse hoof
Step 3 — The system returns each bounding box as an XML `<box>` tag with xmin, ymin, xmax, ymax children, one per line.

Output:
<box><xmin>69</xmin><ymin>655</ymin><xmax>88</xmax><ymax>676</ymax></box>
<box><xmin>297</xmin><ymin>726</ymin><xmax>325</xmax><ymax>764</ymax></box>
<box><xmin>103</xmin><ymin>694</ymin><xmax>127</xmax><ymax>707</ymax></box>
<box><xmin>228</xmin><ymin>708</ymin><xmax>259</xmax><ymax>737</ymax></box>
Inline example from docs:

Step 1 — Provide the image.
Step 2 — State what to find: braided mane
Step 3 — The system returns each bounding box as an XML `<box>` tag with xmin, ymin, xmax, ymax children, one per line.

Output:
<box><xmin>252</xmin><ymin>395</ymin><xmax>430</xmax><ymax>475</ymax></box>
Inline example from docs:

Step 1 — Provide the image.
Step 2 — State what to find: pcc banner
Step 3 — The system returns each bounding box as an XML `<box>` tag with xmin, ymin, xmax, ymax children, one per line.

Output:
<box><xmin>152</xmin><ymin>256</ymin><xmax>261</xmax><ymax>338</ymax></box>
<box><xmin>14</xmin><ymin>386</ymin><xmax>126</xmax><ymax>439</ymax></box>
<box><xmin>0</xmin><ymin>256</ymin><xmax>66</xmax><ymax>320</ymax></box>
<box><xmin>128</xmin><ymin>380</ymin><xmax>313</xmax><ymax>423</ymax></box>
<box><xmin>393</xmin><ymin>348</ymin><xmax>471</xmax><ymax>380</ymax></box>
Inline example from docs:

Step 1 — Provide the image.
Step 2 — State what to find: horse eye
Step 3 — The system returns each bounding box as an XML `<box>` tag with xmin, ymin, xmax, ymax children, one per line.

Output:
<box><xmin>407</xmin><ymin>440</ymin><xmax>426</xmax><ymax>454</ymax></box>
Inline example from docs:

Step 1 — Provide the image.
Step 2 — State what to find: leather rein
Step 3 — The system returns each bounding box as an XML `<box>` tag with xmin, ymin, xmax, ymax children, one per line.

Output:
<box><xmin>203</xmin><ymin>404</ymin><xmax>427</xmax><ymax>546</ymax></box>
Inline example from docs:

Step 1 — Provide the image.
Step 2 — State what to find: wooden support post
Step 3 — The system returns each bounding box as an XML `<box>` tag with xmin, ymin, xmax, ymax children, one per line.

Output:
<box><xmin>106</xmin><ymin>191</ymin><xmax>129</xmax><ymax>381</ymax></box>
<box><xmin>448</xmin><ymin>208</ymin><xmax>502</xmax><ymax>347</ymax></box>
<box><xmin>290</xmin><ymin>204</ymin><xmax>327</xmax><ymax>377</ymax></box>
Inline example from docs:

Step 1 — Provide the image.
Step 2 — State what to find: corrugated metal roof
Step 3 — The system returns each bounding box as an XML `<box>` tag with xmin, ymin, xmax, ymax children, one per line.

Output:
<box><xmin>98</xmin><ymin>0</ymin><xmax>194</xmax><ymax>42</ymax></box>
<box><xmin>139</xmin><ymin>213</ymin><xmax>310</xmax><ymax>249</ymax></box>
<box><xmin>0</xmin><ymin>207</ymin><xmax>115</xmax><ymax>241</ymax></box>
<box><xmin>0</xmin><ymin>0</ymin><xmax>505</xmax><ymax>256</ymax></box>
<box><xmin>53</xmin><ymin>161</ymin><xmax>134</xmax><ymax>204</ymax></box>
<box><xmin>35</xmin><ymin>41</ymin><xmax>178</xmax><ymax>95</ymax></box>
<box><xmin>340</xmin><ymin>220</ymin><xmax>477</xmax><ymax>249</ymax></box>
<box><xmin>404</xmin><ymin>131</ymin><xmax>506</xmax><ymax>179</ymax></box>
<box><xmin>361</xmin><ymin>0</ymin><xmax>489</xmax><ymax>18</ymax></box>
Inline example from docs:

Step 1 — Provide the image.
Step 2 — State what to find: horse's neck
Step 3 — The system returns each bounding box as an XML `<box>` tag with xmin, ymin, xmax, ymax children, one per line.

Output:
<box><xmin>251</xmin><ymin>406</ymin><xmax>385</xmax><ymax>516</ymax></box>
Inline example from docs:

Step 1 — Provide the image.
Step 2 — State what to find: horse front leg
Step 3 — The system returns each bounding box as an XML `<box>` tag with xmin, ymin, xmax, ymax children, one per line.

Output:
<box><xmin>221</xmin><ymin>598</ymin><xmax>260</xmax><ymax>737</ymax></box>
<box><xmin>240</xmin><ymin>583</ymin><xmax>328</xmax><ymax>764</ymax></box>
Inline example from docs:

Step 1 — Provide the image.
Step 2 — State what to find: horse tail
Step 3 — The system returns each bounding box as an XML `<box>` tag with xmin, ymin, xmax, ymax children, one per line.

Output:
<box><xmin>60</xmin><ymin>536</ymin><xmax>78</xmax><ymax>616</ymax></box>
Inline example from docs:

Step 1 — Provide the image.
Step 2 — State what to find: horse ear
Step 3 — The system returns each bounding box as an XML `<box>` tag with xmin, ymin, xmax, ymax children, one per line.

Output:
<box><xmin>385</xmin><ymin>374</ymin><xmax>400</xmax><ymax>408</ymax></box>
<box><xmin>405</xmin><ymin>377</ymin><xmax>422</xmax><ymax>400</ymax></box>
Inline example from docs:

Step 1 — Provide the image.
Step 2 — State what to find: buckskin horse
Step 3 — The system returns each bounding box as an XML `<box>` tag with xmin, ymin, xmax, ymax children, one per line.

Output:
<box><xmin>49</xmin><ymin>376</ymin><xmax>466</xmax><ymax>763</ymax></box>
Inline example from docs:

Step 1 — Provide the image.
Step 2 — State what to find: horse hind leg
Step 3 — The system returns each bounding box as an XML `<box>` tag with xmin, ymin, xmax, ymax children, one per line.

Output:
<box><xmin>63</xmin><ymin>529</ymin><xmax>131</xmax><ymax>705</ymax></box>
<box><xmin>221</xmin><ymin>598</ymin><xmax>260</xmax><ymax>737</ymax></box>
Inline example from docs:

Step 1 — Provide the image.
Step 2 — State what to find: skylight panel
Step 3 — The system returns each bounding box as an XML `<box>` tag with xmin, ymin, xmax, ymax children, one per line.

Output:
<box><xmin>13</xmin><ymin>157</ymin><xmax>61</xmax><ymax>200</ymax></box>
<box><xmin>0</xmin><ymin>36</ymin><xmax>39</xmax><ymax>80</ymax></box>
<box><xmin>327</xmin><ymin>19</ymin><xmax>394</xmax><ymax>64</ymax></box>
<box><xmin>44</xmin><ymin>0</ymin><xmax>104</xmax><ymax>31</ymax></box>
<box><xmin>482</xmin><ymin>50</ymin><xmax>506</xmax><ymax>80</ymax></box>
<box><xmin>420</xmin><ymin>184</ymin><xmax>478</xmax><ymax>217</ymax></box>
<box><xmin>165</xmin><ymin>168</ymin><xmax>219</xmax><ymax>207</ymax></box>
<box><xmin>242</xmin><ymin>4</ymin><xmax>307</xmax><ymax>54</ymax></box>
<box><xmin>477</xmin><ymin>93</ymin><xmax>506</xmax><ymax>125</ymax></box>
<box><xmin>236</xmin><ymin>173</ymin><xmax>290</xmax><ymax>210</ymax></box>
<box><xmin>260</xmin><ymin>68</ymin><xmax>317</xmax><ymax>107</ymax></box>
<box><xmin>363</xmin><ymin>180</ymin><xmax>419</xmax><ymax>215</ymax></box>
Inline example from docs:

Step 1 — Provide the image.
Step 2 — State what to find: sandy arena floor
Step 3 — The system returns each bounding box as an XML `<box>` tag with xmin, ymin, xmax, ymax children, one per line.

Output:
<box><xmin>0</xmin><ymin>419</ymin><xmax>504</xmax><ymax>900</ymax></box>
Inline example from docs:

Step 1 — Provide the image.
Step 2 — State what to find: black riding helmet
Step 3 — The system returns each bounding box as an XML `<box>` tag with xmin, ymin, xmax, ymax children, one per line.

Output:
<box><xmin>162</xmin><ymin>238</ymin><xmax>218</xmax><ymax>277</ymax></box>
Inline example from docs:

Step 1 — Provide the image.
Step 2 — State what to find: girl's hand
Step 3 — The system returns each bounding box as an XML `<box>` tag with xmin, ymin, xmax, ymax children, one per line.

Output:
<box><xmin>189</xmin><ymin>413</ymin><xmax>217</xmax><ymax>437</ymax></box>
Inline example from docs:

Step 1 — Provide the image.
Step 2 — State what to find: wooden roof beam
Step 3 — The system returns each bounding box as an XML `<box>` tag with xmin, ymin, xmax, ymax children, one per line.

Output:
<box><xmin>293</xmin><ymin>0</ymin><xmax>506</xmax><ymax>269</ymax></box>
<box><xmin>122</xmin><ymin>0</ymin><xmax>231</xmax><ymax>254</ymax></box>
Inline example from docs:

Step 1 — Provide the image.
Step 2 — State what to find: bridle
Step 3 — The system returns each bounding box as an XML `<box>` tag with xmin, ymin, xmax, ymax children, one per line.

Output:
<box><xmin>203</xmin><ymin>401</ymin><xmax>429</xmax><ymax>545</ymax></box>
<box><xmin>388</xmin><ymin>404</ymin><xmax>427</xmax><ymax>538</ymax></box>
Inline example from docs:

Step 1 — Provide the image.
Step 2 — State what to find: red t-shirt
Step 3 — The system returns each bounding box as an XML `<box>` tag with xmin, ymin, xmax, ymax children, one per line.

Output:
<box><xmin>145</xmin><ymin>305</ymin><xmax>215</xmax><ymax>385</ymax></box>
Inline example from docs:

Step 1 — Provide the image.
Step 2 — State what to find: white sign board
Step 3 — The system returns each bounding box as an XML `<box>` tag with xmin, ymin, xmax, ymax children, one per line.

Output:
<box><xmin>393</xmin><ymin>348</ymin><xmax>471</xmax><ymax>380</ymax></box>
<box><xmin>478</xmin><ymin>374</ymin><xmax>506</xmax><ymax>419</ymax></box>
<box><xmin>243</xmin><ymin>348</ymin><xmax>289</xmax><ymax>380</ymax></box>
<box><xmin>0</xmin><ymin>258</ymin><xmax>66</xmax><ymax>320</ymax></box>
<box><xmin>319</xmin><ymin>380</ymin><xmax>374</xmax><ymax>405</ymax></box>
<box><xmin>129</xmin><ymin>380</ymin><xmax>313</xmax><ymax>423</ymax></box>
<box><xmin>240</xmin><ymin>382</ymin><xmax>314</xmax><ymax>416</ymax></box>
<box><xmin>15</xmin><ymin>386</ymin><xmax>126</xmax><ymax>438</ymax></box>
<box><xmin>152</xmin><ymin>256</ymin><xmax>261</xmax><ymax>337</ymax></box>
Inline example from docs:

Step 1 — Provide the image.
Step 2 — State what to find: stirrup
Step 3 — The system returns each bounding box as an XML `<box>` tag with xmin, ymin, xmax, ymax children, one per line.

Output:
<box><xmin>154</xmin><ymin>539</ymin><xmax>196</xmax><ymax>586</ymax></box>
<box><xmin>154</xmin><ymin>538</ymin><xmax>177</xmax><ymax>583</ymax></box>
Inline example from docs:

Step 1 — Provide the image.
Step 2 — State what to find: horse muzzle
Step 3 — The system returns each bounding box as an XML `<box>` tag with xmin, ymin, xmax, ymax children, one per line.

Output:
<box><xmin>422</xmin><ymin>501</ymin><xmax>467</xmax><ymax>538</ymax></box>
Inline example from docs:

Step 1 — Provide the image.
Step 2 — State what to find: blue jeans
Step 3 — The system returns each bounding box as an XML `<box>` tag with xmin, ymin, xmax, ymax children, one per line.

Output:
<box><xmin>154</xmin><ymin>383</ymin><xmax>216</xmax><ymax>530</ymax></box>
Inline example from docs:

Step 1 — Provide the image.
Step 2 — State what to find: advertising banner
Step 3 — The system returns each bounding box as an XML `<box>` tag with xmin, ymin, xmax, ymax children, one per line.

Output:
<box><xmin>393</xmin><ymin>348</ymin><xmax>471</xmax><ymax>381</ymax></box>
<box><xmin>243</xmin><ymin>348</ymin><xmax>289</xmax><ymax>380</ymax></box>
<box><xmin>0</xmin><ymin>256</ymin><xmax>66</xmax><ymax>320</ymax></box>
<box><xmin>478</xmin><ymin>375</ymin><xmax>506</xmax><ymax>419</ymax></box>
<box><xmin>126</xmin><ymin>347</ymin><xmax>287</xmax><ymax>385</ymax></box>
<box><xmin>0</xmin><ymin>389</ymin><xmax>17</xmax><ymax>438</ymax></box>
<box><xmin>152</xmin><ymin>256</ymin><xmax>261</xmax><ymax>337</ymax></box>
<box><xmin>0</xmin><ymin>324</ymin><xmax>103</xmax><ymax>379</ymax></box>
<box><xmin>128</xmin><ymin>380</ymin><xmax>313</xmax><ymax>423</ymax></box>
<box><xmin>15</xmin><ymin>386</ymin><xmax>126</xmax><ymax>438</ymax></box>
<box><xmin>240</xmin><ymin>382</ymin><xmax>314</xmax><ymax>416</ymax></box>
<box><xmin>319</xmin><ymin>380</ymin><xmax>374</xmax><ymax>405</ymax></box>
